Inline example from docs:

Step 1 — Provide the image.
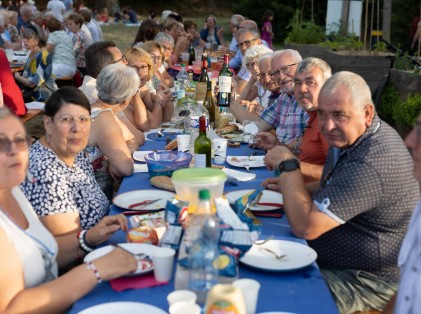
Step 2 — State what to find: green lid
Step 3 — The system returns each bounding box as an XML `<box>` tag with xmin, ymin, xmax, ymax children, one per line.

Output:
<box><xmin>172</xmin><ymin>168</ymin><xmax>227</xmax><ymax>183</ymax></box>
<box><xmin>199</xmin><ymin>189</ymin><xmax>210</xmax><ymax>200</ymax></box>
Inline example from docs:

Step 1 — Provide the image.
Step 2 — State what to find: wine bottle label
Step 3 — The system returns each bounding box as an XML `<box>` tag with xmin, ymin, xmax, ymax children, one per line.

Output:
<box><xmin>219</xmin><ymin>76</ymin><xmax>232</xmax><ymax>93</ymax></box>
<box><xmin>194</xmin><ymin>154</ymin><xmax>207</xmax><ymax>168</ymax></box>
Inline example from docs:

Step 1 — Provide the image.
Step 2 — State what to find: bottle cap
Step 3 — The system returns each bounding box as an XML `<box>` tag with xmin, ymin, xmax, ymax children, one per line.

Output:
<box><xmin>199</xmin><ymin>189</ymin><xmax>210</xmax><ymax>200</ymax></box>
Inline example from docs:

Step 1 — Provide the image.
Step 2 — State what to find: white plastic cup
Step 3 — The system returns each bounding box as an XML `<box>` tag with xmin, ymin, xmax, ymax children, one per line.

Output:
<box><xmin>152</xmin><ymin>247</ymin><xmax>176</xmax><ymax>282</ymax></box>
<box><xmin>169</xmin><ymin>301</ymin><xmax>201</xmax><ymax>314</ymax></box>
<box><xmin>167</xmin><ymin>290</ymin><xmax>197</xmax><ymax>306</ymax></box>
<box><xmin>232</xmin><ymin>279</ymin><xmax>261</xmax><ymax>314</ymax></box>
<box><xmin>181</xmin><ymin>52</ymin><xmax>190</xmax><ymax>64</ymax></box>
<box><xmin>5</xmin><ymin>49</ymin><xmax>13</xmax><ymax>62</ymax></box>
<box><xmin>212</xmin><ymin>138</ymin><xmax>228</xmax><ymax>164</ymax></box>
<box><xmin>177</xmin><ymin>134</ymin><xmax>191</xmax><ymax>153</ymax></box>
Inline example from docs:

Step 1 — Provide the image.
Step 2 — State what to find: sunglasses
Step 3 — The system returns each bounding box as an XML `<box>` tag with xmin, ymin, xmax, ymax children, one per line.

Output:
<box><xmin>0</xmin><ymin>136</ymin><xmax>31</xmax><ymax>153</ymax></box>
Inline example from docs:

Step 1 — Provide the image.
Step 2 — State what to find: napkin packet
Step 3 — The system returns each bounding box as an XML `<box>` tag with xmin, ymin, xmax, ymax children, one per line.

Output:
<box><xmin>160</xmin><ymin>199</ymin><xmax>189</xmax><ymax>250</ymax></box>
<box><xmin>177</xmin><ymin>197</ymin><xmax>259</xmax><ymax>278</ymax></box>
<box><xmin>231</xmin><ymin>187</ymin><xmax>265</xmax><ymax>231</ymax></box>
<box><xmin>128</xmin><ymin>211</ymin><xmax>167</xmax><ymax>240</ymax></box>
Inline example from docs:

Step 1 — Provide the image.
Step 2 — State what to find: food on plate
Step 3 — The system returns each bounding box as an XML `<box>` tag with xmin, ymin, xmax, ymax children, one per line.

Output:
<box><xmin>214</xmin><ymin>114</ymin><xmax>230</xmax><ymax>129</ymax></box>
<box><xmin>230</xmin><ymin>156</ymin><xmax>240</xmax><ymax>162</ymax></box>
<box><xmin>165</xmin><ymin>139</ymin><xmax>178</xmax><ymax>150</ymax></box>
<box><xmin>215</xmin><ymin>124</ymin><xmax>239</xmax><ymax>135</ymax></box>
<box><xmin>150</xmin><ymin>175</ymin><xmax>175</xmax><ymax>191</ymax></box>
<box><xmin>127</xmin><ymin>226</ymin><xmax>159</xmax><ymax>245</ymax></box>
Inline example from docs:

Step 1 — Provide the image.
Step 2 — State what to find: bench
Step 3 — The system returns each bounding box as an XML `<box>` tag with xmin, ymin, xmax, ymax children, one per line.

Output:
<box><xmin>20</xmin><ymin>109</ymin><xmax>43</xmax><ymax>124</ymax></box>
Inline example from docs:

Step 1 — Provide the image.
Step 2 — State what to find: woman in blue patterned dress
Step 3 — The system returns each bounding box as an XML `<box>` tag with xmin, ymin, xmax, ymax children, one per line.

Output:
<box><xmin>21</xmin><ymin>86</ymin><xmax>125</xmax><ymax>270</ymax></box>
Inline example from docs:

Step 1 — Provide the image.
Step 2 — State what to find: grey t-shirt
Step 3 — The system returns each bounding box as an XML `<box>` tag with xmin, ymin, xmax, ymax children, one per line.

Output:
<box><xmin>310</xmin><ymin>115</ymin><xmax>420</xmax><ymax>282</ymax></box>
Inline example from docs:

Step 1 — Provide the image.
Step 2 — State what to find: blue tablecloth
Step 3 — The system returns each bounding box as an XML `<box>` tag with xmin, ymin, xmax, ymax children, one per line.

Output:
<box><xmin>69</xmin><ymin>137</ymin><xmax>339</xmax><ymax>314</ymax></box>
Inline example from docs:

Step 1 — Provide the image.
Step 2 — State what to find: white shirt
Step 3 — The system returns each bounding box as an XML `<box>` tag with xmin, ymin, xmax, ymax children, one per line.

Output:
<box><xmin>47</xmin><ymin>0</ymin><xmax>66</xmax><ymax>22</ymax></box>
<box><xmin>395</xmin><ymin>200</ymin><xmax>421</xmax><ymax>314</ymax></box>
<box><xmin>0</xmin><ymin>187</ymin><xmax>58</xmax><ymax>287</ymax></box>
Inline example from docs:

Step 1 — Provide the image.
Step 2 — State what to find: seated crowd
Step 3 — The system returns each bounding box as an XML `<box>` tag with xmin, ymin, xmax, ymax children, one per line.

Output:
<box><xmin>0</xmin><ymin>4</ymin><xmax>420</xmax><ymax>314</ymax></box>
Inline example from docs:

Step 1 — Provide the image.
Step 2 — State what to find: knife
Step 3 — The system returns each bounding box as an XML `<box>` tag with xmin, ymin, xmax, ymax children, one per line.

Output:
<box><xmin>128</xmin><ymin>199</ymin><xmax>161</xmax><ymax>209</ymax></box>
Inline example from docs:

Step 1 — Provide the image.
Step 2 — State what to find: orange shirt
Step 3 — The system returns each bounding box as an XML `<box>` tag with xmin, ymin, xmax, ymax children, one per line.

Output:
<box><xmin>298</xmin><ymin>110</ymin><xmax>328</xmax><ymax>166</ymax></box>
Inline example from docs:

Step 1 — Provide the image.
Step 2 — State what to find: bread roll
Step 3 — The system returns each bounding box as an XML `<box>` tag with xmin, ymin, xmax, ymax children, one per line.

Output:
<box><xmin>150</xmin><ymin>176</ymin><xmax>175</xmax><ymax>191</ymax></box>
<box><xmin>165</xmin><ymin>139</ymin><xmax>177</xmax><ymax>150</ymax></box>
<box><xmin>215</xmin><ymin>124</ymin><xmax>239</xmax><ymax>135</ymax></box>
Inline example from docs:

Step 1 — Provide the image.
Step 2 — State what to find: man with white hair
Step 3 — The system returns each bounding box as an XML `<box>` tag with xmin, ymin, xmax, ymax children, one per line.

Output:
<box><xmin>263</xmin><ymin>71</ymin><xmax>419</xmax><ymax>314</ymax></box>
<box><xmin>47</xmin><ymin>0</ymin><xmax>65</xmax><ymax>22</ymax></box>
<box><xmin>264</xmin><ymin>57</ymin><xmax>331</xmax><ymax>181</ymax></box>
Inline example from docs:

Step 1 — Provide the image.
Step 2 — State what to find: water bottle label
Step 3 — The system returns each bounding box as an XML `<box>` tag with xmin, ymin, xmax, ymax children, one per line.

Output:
<box><xmin>177</xmin><ymin>89</ymin><xmax>185</xmax><ymax>100</ymax></box>
<box><xmin>194</xmin><ymin>154</ymin><xmax>207</xmax><ymax>168</ymax></box>
<box><xmin>219</xmin><ymin>76</ymin><xmax>232</xmax><ymax>93</ymax></box>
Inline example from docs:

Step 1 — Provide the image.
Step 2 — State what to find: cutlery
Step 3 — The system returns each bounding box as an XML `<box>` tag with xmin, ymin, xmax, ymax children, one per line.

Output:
<box><xmin>248</xmin><ymin>152</ymin><xmax>257</xmax><ymax>160</ymax></box>
<box><xmin>128</xmin><ymin>199</ymin><xmax>161</xmax><ymax>209</ymax></box>
<box><xmin>111</xmin><ymin>243</ymin><xmax>151</xmax><ymax>260</ymax></box>
<box><xmin>254</xmin><ymin>235</ymin><xmax>274</xmax><ymax>245</ymax></box>
<box><xmin>254</xmin><ymin>202</ymin><xmax>284</xmax><ymax>208</ymax></box>
<box><xmin>157</xmin><ymin>129</ymin><xmax>165</xmax><ymax>137</ymax></box>
<box><xmin>259</xmin><ymin>247</ymin><xmax>287</xmax><ymax>260</ymax></box>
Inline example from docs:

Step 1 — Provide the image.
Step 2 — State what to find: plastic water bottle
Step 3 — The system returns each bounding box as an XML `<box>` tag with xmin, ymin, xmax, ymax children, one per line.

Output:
<box><xmin>187</xmin><ymin>189</ymin><xmax>220</xmax><ymax>305</ymax></box>
<box><xmin>176</xmin><ymin>63</ymin><xmax>189</xmax><ymax>99</ymax></box>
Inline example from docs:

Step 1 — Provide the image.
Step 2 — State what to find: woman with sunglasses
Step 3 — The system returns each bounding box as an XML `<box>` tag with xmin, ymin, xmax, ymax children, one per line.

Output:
<box><xmin>0</xmin><ymin>106</ymin><xmax>138</xmax><ymax>313</ymax></box>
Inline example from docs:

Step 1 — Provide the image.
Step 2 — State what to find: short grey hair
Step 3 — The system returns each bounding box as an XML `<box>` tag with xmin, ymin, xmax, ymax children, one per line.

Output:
<box><xmin>242</xmin><ymin>44</ymin><xmax>273</xmax><ymax>68</ymax></box>
<box><xmin>272</xmin><ymin>49</ymin><xmax>302</xmax><ymax>64</ymax></box>
<box><xmin>296</xmin><ymin>57</ymin><xmax>332</xmax><ymax>81</ymax></box>
<box><xmin>231</xmin><ymin>14</ymin><xmax>245</xmax><ymax>27</ymax></box>
<box><xmin>154</xmin><ymin>32</ymin><xmax>174</xmax><ymax>47</ymax></box>
<box><xmin>319</xmin><ymin>71</ymin><xmax>373</xmax><ymax>111</ymax></box>
<box><xmin>236</xmin><ymin>28</ymin><xmax>260</xmax><ymax>41</ymax></box>
<box><xmin>20</xmin><ymin>5</ymin><xmax>33</xmax><ymax>17</ymax></box>
<box><xmin>96</xmin><ymin>63</ymin><xmax>140</xmax><ymax>104</ymax></box>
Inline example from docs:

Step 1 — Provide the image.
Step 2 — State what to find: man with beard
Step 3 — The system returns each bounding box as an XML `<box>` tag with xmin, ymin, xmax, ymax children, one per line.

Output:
<box><xmin>264</xmin><ymin>58</ymin><xmax>331</xmax><ymax>181</ymax></box>
<box><xmin>263</xmin><ymin>71</ymin><xmax>419</xmax><ymax>314</ymax></box>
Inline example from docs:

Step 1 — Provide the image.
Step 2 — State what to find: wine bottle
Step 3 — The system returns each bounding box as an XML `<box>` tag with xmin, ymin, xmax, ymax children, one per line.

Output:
<box><xmin>188</xmin><ymin>41</ymin><xmax>195</xmax><ymax>66</ymax></box>
<box><xmin>198</xmin><ymin>58</ymin><xmax>208</xmax><ymax>82</ymax></box>
<box><xmin>217</xmin><ymin>53</ymin><xmax>232</xmax><ymax>107</ymax></box>
<box><xmin>194</xmin><ymin>116</ymin><xmax>211</xmax><ymax>168</ymax></box>
<box><xmin>203</xmin><ymin>80</ymin><xmax>215</xmax><ymax>127</ymax></box>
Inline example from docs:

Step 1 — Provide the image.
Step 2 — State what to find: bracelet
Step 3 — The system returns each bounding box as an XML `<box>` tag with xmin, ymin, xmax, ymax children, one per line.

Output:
<box><xmin>77</xmin><ymin>230</ymin><xmax>95</xmax><ymax>253</ymax></box>
<box><xmin>85</xmin><ymin>261</ymin><xmax>102</xmax><ymax>284</ymax></box>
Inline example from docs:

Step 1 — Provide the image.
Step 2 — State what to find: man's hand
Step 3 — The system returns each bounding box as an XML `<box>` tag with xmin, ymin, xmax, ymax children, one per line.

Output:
<box><xmin>262</xmin><ymin>176</ymin><xmax>283</xmax><ymax>192</ymax></box>
<box><xmin>264</xmin><ymin>145</ymin><xmax>295</xmax><ymax>170</ymax></box>
<box><xmin>254</xmin><ymin>132</ymin><xmax>278</xmax><ymax>150</ymax></box>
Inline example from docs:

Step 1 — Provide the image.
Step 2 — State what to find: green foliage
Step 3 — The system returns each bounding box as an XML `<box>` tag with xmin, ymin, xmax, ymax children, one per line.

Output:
<box><xmin>284</xmin><ymin>10</ymin><xmax>325</xmax><ymax>44</ymax></box>
<box><xmin>394</xmin><ymin>51</ymin><xmax>416</xmax><ymax>71</ymax></box>
<box><xmin>393</xmin><ymin>93</ymin><xmax>421</xmax><ymax>128</ymax></box>
<box><xmin>320</xmin><ymin>35</ymin><xmax>364</xmax><ymax>52</ymax></box>
<box><xmin>373</xmin><ymin>41</ymin><xmax>388</xmax><ymax>53</ymax></box>
<box><xmin>378</xmin><ymin>83</ymin><xmax>401</xmax><ymax>124</ymax></box>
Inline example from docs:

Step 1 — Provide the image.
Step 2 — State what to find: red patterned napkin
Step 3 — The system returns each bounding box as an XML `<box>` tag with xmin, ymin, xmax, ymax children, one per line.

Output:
<box><xmin>251</xmin><ymin>209</ymin><xmax>283</xmax><ymax>218</ymax></box>
<box><xmin>110</xmin><ymin>273</ymin><xmax>168</xmax><ymax>292</ymax></box>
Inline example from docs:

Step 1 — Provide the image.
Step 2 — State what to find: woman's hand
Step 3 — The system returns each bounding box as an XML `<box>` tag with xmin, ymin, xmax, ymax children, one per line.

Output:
<box><xmin>85</xmin><ymin>214</ymin><xmax>128</xmax><ymax>246</ymax></box>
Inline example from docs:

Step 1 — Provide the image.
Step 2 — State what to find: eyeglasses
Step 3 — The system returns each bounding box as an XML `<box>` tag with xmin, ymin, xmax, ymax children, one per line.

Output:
<box><xmin>112</xmin><ymin>55</ymin><xmax>128</xmax><ymax>64</ymax></box>
<box><xmin>54</xmin><ymin>115</ymin><xmax>91</xmax><ymax>129</ymax></box>
<box><xmin>0</xmin><ymin>136</ymin><xmax>31</xmax><ymax>153</ymax></box>
<box><xmin>257</xmin><ymin>71</ymin><xmax>271</xmax><ymax>78</ymax></box>
<box><xmin>236</xmin><ymin>38</ymin><xmax>258</xmax><ymax>49</ymax></box>
<box><xmin>270</xmin><ymin>63</ymin><xmax>298</xmax><ymax>77</ymax></box>
<box><xmin>130</xmin><ymin>64</ymin><xmax>149</xmax><ymax>73</ymax></box>
<box><xmin>150</xmin><ymin>55</ymin><xmax>162</xmax><ymax>61</ymax></box>
<box><xmin>162</xmin><ymin>45</ymin><xmax>173</xmax><ymax>53</ymax></box>
<box><xmin>246</xmin><ymin>61</ymin><xmax>258</xmax><ymax>70</ymax></box>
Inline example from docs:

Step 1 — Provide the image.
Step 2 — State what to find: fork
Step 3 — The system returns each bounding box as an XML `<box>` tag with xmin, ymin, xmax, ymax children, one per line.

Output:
<box><xmin>157</xmin><ymin>128</ymin><xmax>165</xmax><ymax>137</ymax></box>
<box><xmin>259</xmin><ymin>247</ymin><xmax>287</xmax><ymax>260</ymax></box>
<box><xmin>254</xmin><ymin>235</ymin><xmax>274</xmax><ymax>245</ymax></box>
<box><xmin>111</xmin><ymin>243</ymin><xmax>151</xmax><ymax>260</ymax></box>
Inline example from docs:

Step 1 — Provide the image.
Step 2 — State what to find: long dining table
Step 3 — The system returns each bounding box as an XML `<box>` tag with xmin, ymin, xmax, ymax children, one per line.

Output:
<box><xmin>69</xmin><ymin>128</ymin><xmax>339</xmax><ymax>314</ymax></box>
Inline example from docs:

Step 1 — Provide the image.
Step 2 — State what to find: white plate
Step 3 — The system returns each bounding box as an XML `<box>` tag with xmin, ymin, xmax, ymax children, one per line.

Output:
<box><xmin>226</xmin><ymin>155</ymin><xmax>265</xmax><ymax>168</ymax></box>
<box><xmin>240</xmin><ymin>240</ymin><xmax>317</xmax><ymax>272</ymax></box>
<box><xmin>133</xmin><ymin>150</ymin><xmax>169</xmax><ymax>162</ymax></box>
<box><xmin>78</xmin><ymin>301</ymin><xmax>166</xmax><ymax>314</ymax></box>
<box><xmin>225</xmin><ymin>189</ymin><xmax>283</xmax><ymax>211</ymax></box>
<box><xmin>113</xmin><ymin>190</ymin><xmax>175</xmax><ymax>210</ymax></box>
<box><xmin>83</xmin><ymin>243</ymin><xmax>155</xmax><ymax>276</ymax></box>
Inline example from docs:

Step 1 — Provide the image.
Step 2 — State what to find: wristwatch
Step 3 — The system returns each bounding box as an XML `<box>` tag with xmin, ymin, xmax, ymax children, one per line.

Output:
<box><xmin>274</xmin><ymin>158</ymin><xmax>300</xmax><ymax>176</ymax></box>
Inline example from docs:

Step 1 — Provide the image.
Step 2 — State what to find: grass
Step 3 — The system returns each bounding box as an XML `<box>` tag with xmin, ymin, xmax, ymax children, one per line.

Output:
<box><xmin>101</xmin><ymin>16</ymin><xmax>233</xmax><ymax>53</ymax></box>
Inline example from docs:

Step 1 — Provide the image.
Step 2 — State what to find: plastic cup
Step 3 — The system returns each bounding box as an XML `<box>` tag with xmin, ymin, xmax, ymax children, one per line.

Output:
<box><xmin>5</xmin><ymin>49</ymin><xmax>13</xmax><ymax>62</ymax></box>
<box><xmin>232</xmin><ymin>279</ymin><xmax>261</xmax><ymax>314</ymax></box>
<box><xmin>212</xmin><ymin>138</ymin><xmax>228</xmax><ymax>165</ymax></box>
<box><xmin>167</xmin><ymin>290</ymin><xmax>197</xmax><ymax>306</ymax></box>
<box><xmin>192</xmin><ymin>60</ymin><xmax>202</xmax><ymax>72</ymax></box>
<box><xmin>177</xmin><ymin>134</ymin><xmax>191</xmax><ymax>153</ymax></box>
<box><xmin>181</xmin><ymin>52</ymin><xmax>190</xmax><ymax>64</ymax></box>
<box><xmin>152</xmin><ymin>247</ymin><xmax>176</xmax><ymax>282</ymax></box>
<box><xmin>169</xmin><ymin>301</ymin><xmax>201</xmax><ymax>314</ymax></box>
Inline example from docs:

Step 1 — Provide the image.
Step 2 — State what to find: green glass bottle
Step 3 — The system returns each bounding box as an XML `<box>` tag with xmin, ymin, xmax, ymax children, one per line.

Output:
<box><xmin>199</xmin><ymin>58</ymin><xmax>209</xmax><ymax>82</ymax></box>
<box><xmin>188</xmin><ymin>41</ymin><xmax>195</xmax><ymax>66</ymax></box>
<box><xmin>217</xmin><ymin>53</ymin><xmax>232</xmax><ymax>107</ymax></box>
<box><xmin>194</xmin><ymin>115</ymin><xmax>211</xmax><ymax>168</ymax></box>
<box><xmin>203</xmin><ymin>80</ymin><xmax>216</xmax><ymax>127</ymax></box>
